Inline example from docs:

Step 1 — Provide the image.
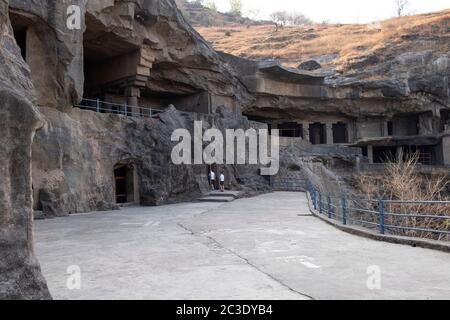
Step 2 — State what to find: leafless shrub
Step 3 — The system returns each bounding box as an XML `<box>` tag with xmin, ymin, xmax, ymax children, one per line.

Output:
<box><xmin>355</xmin><ymin>152</ymin><xmax>450</xmax><ymax>241</ymax></box>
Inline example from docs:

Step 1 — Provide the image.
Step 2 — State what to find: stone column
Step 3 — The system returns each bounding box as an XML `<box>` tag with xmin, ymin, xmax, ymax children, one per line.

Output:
<box><xmin>355</xmin><ymin>156</ymin><xmax>361</xmax><ymax>174</ymax></box>
<box><xmin>396</xmin><ymin>146</ymin><xmax>404</xmax><ymax>162</ymax></box>
<box><xmin>382</xmin><ymin>121</ymin><xmax>389</xmax><ymax>137</ymax></box>
<box><xmin>347</xmin><ymin>121</ymin><xmax>355</xmax><ymax>143</ymax></box>
<box><xmin>125</xmin><ymin>87</ymin><xmax>141</xmax><ymax>116</ymax></box>
<box><xmin>442</xmin><ymin>136</ymin><xmax>450</xmax><ymax>165</ymax></box>
<box><xmin>367</xmin><ymin>145</ymin><xmax>374</xmax><ymax>164</ymax></box>
<box><xmin>326</xmin><ymin>123</ymin><xmax>334</xmax><ymax>145</ymax></box>
<box><xmin>302</xmin><ymin>122</ymin><xmax>310</xmax><ymax>142</ymax></box>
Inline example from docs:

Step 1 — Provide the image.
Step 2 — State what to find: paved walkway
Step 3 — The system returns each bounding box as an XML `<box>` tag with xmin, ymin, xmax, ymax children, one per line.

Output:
<box><xmin>35</xmin><ymin>192</ymin><xmax>450</xmax><ymax>300</ymax></box>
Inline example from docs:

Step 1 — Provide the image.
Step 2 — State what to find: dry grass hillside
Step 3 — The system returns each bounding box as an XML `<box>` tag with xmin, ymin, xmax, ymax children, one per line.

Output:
<box><xmin>196</xmin><ymin>10</ymin><xmax>450</xmax><ymax>73</ymax></box>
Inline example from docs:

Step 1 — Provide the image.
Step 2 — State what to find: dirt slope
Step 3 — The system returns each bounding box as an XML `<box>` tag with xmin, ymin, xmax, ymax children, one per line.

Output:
<box><xmin>196</xmin><ymin>10</ymin><xmax>450</xmax><ymax>74</ymax></box>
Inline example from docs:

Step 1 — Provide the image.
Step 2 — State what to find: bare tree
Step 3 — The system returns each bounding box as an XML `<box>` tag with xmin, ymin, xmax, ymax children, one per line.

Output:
<box><xmin>394</xmin><ymin>0</ymin><xmax>409</xmax><ymax>17</ymax></box>
<box><xmin>246</xmin><ymin>7</ymin><xmax>263</xmax><ymax>21</ymax></box>
<box><xmin>204</xmin><ymin>0</ymin><xmax>217</xmax><ymax>12</ymax></box>
<box><xmin>270</xmin><ymin>11</ymin><xmax>289</xmax><ymax>31</ymax></box>
<box><xmin>288</xmin><ymin>12</ymin><xmax>313</xmax><ymax>26</ymax></box>
<box><xmin>270</xmin><ymin>11</ymin><xmax>312</xmax><ymax>29</ymax></box>
<box><xmin>229</xmin><ymin>0</ymin><xmax>243</xmax><ymax>17</ymax></box>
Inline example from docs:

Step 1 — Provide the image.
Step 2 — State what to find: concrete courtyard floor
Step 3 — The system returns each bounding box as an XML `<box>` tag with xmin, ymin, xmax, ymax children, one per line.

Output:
<box><xmin>35</xmin><ymin>192</ymin><xmax>450</xmax><ymax>300</ymax></box>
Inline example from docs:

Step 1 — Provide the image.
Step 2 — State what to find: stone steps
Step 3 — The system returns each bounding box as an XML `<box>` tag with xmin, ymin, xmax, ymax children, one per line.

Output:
<box><xmin>208</xmin><ymin>191</ymin><xmax>241</xmax><ymax>198</ymax></box>
<box><xmin>197</xmin><ymin>190</ymin><xmax>241</xmax><ymax>203</ymax></box>
<box><xmin>198</xmin><ymin>196</ymin><xmax>236</xmax><ymax>203</ymax></box>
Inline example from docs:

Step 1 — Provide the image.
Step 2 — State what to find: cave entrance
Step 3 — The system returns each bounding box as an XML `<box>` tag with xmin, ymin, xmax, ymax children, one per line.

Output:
<box><xmin>392</xmin><ymin>115</ymin><xmax>419</xmax><ymax>136</ymax></box>
<box><xmin>332</xmin><ymin>122</ymin><xmax>348</xmax><ymax>144</ymax></box>
<box><xmin>137</xmin><ymin>89</ymin><xmax>210</xmax><ymax>114</ymax></box>
<box><xmin>83</xmin><ymin>14</ymin><xmax>141</xmax><ymax>102</ymax></box>
<box><xmin>9</xmin><ymin>11</ymin><xmax>32</xmax><ymax>62</ymax></box>
<box><xmin>309</xmin><ymin>122</ymin><xmax>326</xmax><ymax>145</ymax></box>
<box><xmin>440</xmin><ymin>109</ymin><xmax>450</xmax><ymax>132</ymax></box>
<box><xmin>373</xmin><ymin>146</ymin><xmax>397</xmax><ymax>163</ymax></box>
<box><xmin>114</xmin><ymin>164</ymin><xmax>139</xmax><ymax>204</ymax></box>
<box><xmin>12</xmin><ymin>25</ymin><xmax>27</xmax><ymax>60</ymax></box>
<box><xmin>402</xmin><ymin>146</ymin><xmax>434</xmax><ymax>165</ymax></box>
<box><xmin>278</xmin><ymin>122</ymin><xmax>303</xmax><ymax>138</ymax></box>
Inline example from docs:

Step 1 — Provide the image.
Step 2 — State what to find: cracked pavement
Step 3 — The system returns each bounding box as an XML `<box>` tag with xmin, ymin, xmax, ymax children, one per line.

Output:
<box><xmin>35</xmin><ymin>192</ymin><xmax>450</xmax><ymax>300</ymax></box>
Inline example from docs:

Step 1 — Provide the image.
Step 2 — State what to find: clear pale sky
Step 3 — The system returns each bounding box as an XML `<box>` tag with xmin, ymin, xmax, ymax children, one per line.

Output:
<box><xmin>211</xmin><ymin>0</ymin><xmax>450</xmax><ymax>23</ymax></box>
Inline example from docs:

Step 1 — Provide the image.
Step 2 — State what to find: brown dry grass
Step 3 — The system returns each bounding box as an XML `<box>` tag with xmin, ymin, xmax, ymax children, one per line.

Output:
<box><xmin>197</xmin><ymin>10</ymin><xmax>450</xmax><ymax>72</ymax></box>
<box><xmin>356</xmin><ymin>152</ymin><xmax>450</xmax><ymax>241</ymax></box>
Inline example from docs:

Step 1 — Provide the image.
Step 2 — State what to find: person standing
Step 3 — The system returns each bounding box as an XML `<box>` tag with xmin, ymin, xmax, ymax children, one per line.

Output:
<box><xmin>219</xmin><ymin>172</ymin><xmax>225</xmax><ymax>192</ymax></box>
<box><xmin>209</xmin><ymin>170</ymin><xmax>216</xmax><ymax>190</ymax></box>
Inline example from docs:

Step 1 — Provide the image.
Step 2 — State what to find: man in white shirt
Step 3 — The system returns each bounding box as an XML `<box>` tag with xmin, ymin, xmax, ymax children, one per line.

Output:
<box><xmin>209</xmin><ymin>170</ymin><xmax>216</xmax><ymax>190</ymax></box>
<box><xmin>219</xmin><ymin>172</ymin><xmax>225</xmax><ymax>192</ymax></box>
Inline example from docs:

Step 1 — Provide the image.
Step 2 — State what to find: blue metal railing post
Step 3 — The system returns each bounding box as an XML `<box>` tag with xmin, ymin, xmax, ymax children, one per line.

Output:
<box><xmin>305</xmin><ymin>180</ymin><xmax>449</xmax><ymax>237</ymax></box>
<box><xmin>96</xmin><ymin>98</ymin><xmax>100</xmax><ymax>113</ymax></box>
<box><xmin>313</xmin><ymin>190</ymin><xmax>317</xmax><ymax>210</ymax></box>
<box><xmin>327</xmin><ymin>194</ymin><xmax>332</xmax><ymax>219</ymax></box>
<box><xmin>319</xmin><ymin>192</ymin><xmax>323</xmax><ymax>214</ymax></box>
<box><xmin>342</xmin><ymin>197</ymin><xmax>347</xmax><ymax>225</ymax></box>
<box><xmin>378</xmin><ymin>199</ymin><xmax>385</xmax><ymax>234</ymax></box>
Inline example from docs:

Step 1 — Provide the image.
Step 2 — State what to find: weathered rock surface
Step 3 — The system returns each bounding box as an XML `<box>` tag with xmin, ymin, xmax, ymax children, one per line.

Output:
<box><xmin>84</xmin><ymin>0</ymin><xmax>253</xmax><ymax>109</ymax></box>
<box><xmin>273</xmin><ymin>142</ymin><xmax>361</xmax><ymax>192</ymax></box>
<box><xmin>0</xmin><ymin>0</ymin><xmax>50</xmax><ymax>299</ymax></box>
<box><xmin>32</xmin><ymin>105</ymin><xmax>273</xmax><ymax>216</ymax></box>
<box><xmin>9</xmin><ymin>0</ymin><xmax>85</xmax><ymax>110</ymax></box>
<box><xmin>6</xmin><ymin>0</ymin><xmax>447</xmax><ymax>300</ymax></box>
<box><xmin>298</xmin><ymin>60</ymin><xmax>322</xmax><ymax>71</ymax></box>
<box><xmin>24</xmin><ymin>0</ymin><xmax>262</xmax><ymax>216</ymax></box>
<box><xmin>330</xmin><ymin>50</ymin><xmax>450</xmax><ymax>104</ymax></box>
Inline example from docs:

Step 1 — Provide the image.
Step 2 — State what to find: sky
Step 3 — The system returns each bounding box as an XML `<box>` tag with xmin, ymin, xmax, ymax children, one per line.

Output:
<box><xmin>210</xmin><ymin>0</ymin><xmax>450</xmax><ymax>23</ymax></box>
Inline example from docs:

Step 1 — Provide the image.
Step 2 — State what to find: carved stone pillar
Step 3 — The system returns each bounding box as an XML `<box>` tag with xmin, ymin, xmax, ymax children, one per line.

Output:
<box><xmin>326</xmin><ymin>123</ymin><xmax>333</xmax><ymax>145</ymax></box>
<box><xmin>302</xmin><ymin>122</ymin><xmax>310</xmax><ymax>141</ymax></box>
<box><xmin>125</xmin><ymin>87</ymin><xmax>141</xmax><ymax>116</ymax></box>
<box><xmin>367</xmin><ymin>145</ymin><xmax>374</xmax><ymax>164</ymax></box>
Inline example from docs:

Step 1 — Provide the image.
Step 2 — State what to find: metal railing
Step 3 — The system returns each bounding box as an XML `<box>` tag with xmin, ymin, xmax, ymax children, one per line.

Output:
<box><xmin>75</xmin><ymin>98</ymin><xmax>165</xmax><ymax>118</ymax></box>
<box><xmin>306</xmin><ymin>180</ymin><xmax>450</xmax><ymax>241</ymax></box>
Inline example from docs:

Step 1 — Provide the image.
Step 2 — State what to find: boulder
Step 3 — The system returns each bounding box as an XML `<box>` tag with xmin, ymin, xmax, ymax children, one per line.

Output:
<box><xmin>298</xmin><ymin>60</ymin><xmax>322</xmax><ymax>71</ymax></box>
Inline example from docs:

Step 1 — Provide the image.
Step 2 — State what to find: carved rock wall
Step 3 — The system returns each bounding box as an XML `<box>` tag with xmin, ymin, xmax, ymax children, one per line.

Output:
<box><xmin>0</xmin><ymin>0</ymin><xmax>50</xmax><ymax>299</ymax></box>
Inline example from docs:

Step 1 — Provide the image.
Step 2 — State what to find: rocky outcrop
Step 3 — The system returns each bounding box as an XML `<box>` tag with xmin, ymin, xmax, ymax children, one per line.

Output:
<box><xmin>273</xmin><ymin>142</ymin><xmax>361</xmax><ymax>192</ymax></box>
<box><xmin>0</xmin><ymin>0</ymin><xmax>50</xmax><ymax>299</ymax></box>
<box><xmin>32</xmin><ymin>105</ymin><xmax>271</xmax><ymax>216</ymax></box>
<box><xmin>25</xmin><ymin>0</ymin><xmax>259</xmax><ymax>216</ymax></box>
<box><xmin>197</xmin><ymin>10</ymin><xmax>450</xmax><ymax>115</ymax></box>
<box><xmin>32</xmin><ymin>106</ymin><xmax>205</xmax><ymax>214</ymax></box>
<box><xmin>84</xmin><ymin>0</ymin><xmax>253</xmax><ymax>109</ymax></box>
<box><xmin>9</xmin><ymin>0</ymin><xmax>444</xmax><ymax>299</ymax></box>
<box><xmin>331</xmin><ymin>50</ymin><xmax>449</xmax><ymax>105</ymax></box>
<box><xmin>8</xmin><ymin>0</ymin><xmax>85</xmax><ymax>110</ymax></box>
<box><xmin>298</xmin><ymin>60</ymin><xmax>322</xmax><ymax>71</ymax></box>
